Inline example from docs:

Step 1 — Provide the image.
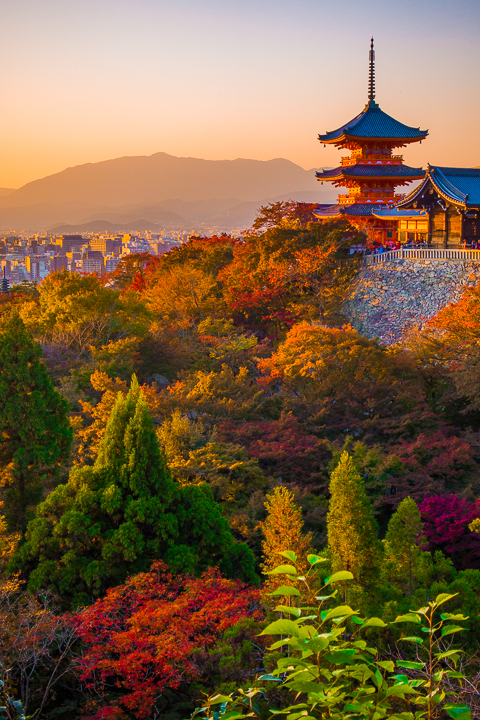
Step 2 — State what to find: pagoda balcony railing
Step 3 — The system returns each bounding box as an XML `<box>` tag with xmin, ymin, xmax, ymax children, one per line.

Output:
<box><xmin>338</xmin><ymin>192</ymin><xmax>404</xmax><ymax>205</ymax></box>
<box><xmin>364</xmin><ymin>248</ymin><xmax>480</xmax><ymax>265</ymax></box>
<box><xmin>340</xmin><ymin>155</ymin><xmax>403</xmax><ymax>167</ymax></box>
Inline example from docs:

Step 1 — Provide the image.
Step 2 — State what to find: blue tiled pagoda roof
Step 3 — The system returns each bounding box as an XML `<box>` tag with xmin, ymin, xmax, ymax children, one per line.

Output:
<box><xmin>319</xmin><ymin>101</ymin><xmax>428</xmax><ymax>145</ymax></box>
<box><xmin>397</xmin><ymin>166</ymin><xmax>480</xmax><ymax>208</ymax></box>
<box><xmin>372</xmin><ymin>208</ymin><xmax>428</xmax><ymax>220</ymax></box>
<box><xmin>316</xmin><ymin>164</ymin><xmax>425</xmax><ymax>181</ymax></box>
<box><xmin>314</xmin><ymin>202</ymin><xmax>391</xmax><ymax>218</ymax></box>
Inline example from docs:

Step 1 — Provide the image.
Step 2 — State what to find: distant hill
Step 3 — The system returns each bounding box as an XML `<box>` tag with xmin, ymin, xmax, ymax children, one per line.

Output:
<box><xmin>48</xmin><ymin>219</ymin><xmax>177</xmax><ymax>234</ymax></box>
<box><xmin>0</xmin><ymin>153</ymin><xmax>336</xmax><ymax>230</ymax></box>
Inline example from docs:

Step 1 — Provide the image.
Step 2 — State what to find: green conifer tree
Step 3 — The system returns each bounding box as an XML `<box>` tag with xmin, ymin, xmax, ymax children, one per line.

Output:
<box><xmin>13</xmin><ymin>377</ymin><xmax>256</xmax><ymax>606</ymax></box>
<box><xmin>327</xmin><ymin>451</ymin><xmax>380</xmax><ymax>588</ymax></box>
<box><xmin>0</xmin><ymin>314</ymin><xmax>72</xmax><ymax>533</ymax></box>
<box><xmin>382</xmin><ymin>496</ymin><xmax>426</xmax><ymax>595</ymax></box>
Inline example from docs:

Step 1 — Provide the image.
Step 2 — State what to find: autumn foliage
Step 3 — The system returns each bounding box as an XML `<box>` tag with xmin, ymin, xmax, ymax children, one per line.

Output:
<box><xmin>75</xmin><ymin>562</ymin><xmax>262</xmax><ymax>720</ymax></box>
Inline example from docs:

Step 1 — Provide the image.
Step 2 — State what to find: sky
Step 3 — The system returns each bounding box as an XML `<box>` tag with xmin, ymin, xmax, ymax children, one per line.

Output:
<box><xmin>1</xmin><ymin>0</ymin><xmax>480</xmax><ymax>189</ymax></box>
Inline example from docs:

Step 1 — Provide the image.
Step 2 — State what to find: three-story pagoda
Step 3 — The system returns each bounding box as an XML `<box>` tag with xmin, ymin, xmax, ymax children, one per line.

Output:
<box><xmin>315</xmin><ymin>39</ymin><xmax>428</xmax><ymax>243</ymax></box>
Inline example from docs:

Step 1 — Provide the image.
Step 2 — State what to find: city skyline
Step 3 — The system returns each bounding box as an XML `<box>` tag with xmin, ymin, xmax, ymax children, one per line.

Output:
<box><xmin>1</xmin><ymin>0</ymin><xmax>480</xmax><ymax>189</ymax></box>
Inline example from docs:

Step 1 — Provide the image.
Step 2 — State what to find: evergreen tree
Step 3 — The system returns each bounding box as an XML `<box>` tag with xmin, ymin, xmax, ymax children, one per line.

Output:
<box><xmin>13</xmin><ymin>377</ymin><xmax>256</xmax><ymax>607</ymax></box>
<box><xmin>0</xmin><ymin>314</ymin><xmax>72</xmax><ymax>533</ymax></box>
<box><xmin>260</xmin><ymin>486</ymin><xmax>311</xmax><ymax>592</ymax></box>
<box><xmin>327</xmin><ymin>451</ymin><xmax>380</xmax><ymax>587</ymax></box>
<box><xmin>382</xmin><ymin>496</ymin><xmax>426</xmax><ymax>595</ymax></box>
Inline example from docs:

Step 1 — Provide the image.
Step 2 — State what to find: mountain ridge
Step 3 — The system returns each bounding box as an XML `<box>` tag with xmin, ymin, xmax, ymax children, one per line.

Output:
<box><xmin>0</xmin><ymin>153</ymin><xmax>336</xmax><ymax>230</ymax></box>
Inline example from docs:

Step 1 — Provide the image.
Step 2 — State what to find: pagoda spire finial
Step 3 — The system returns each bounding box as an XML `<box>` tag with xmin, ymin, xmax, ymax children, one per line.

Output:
<box><xmin>368</xmin><ymin>37</ymin><xmax>375</xmax><ymax>103</ymax></box>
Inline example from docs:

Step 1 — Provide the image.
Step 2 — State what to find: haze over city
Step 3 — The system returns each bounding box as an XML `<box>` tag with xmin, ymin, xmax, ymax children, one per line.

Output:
<box><xmin>1</xmin><ymin>0</ymin><xmax>480</xmax><ymax>190</ymax></box>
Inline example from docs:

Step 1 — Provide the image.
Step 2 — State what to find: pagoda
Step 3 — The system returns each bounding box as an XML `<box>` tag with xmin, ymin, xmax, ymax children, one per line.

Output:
<box><xmin>315</xmin><ymin>39</ymin><xmax>428</xmax><ymax>243</ymax></box>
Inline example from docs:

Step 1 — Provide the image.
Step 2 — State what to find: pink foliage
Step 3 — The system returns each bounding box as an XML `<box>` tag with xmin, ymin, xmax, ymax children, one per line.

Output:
<box><xmin>419</xmin><ymin>494</ymin><xmax>480</xmax><ymax>569</ymax></box>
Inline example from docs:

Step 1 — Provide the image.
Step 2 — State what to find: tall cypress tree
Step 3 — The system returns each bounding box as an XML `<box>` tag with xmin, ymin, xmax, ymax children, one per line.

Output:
<box><xmin>260</xmin><ymin>486</ymin><xmax>311</xmax><ymax>592</ymax></box>
<box><xmin>13</xmin><ymin>377</ymin><xmax>256</xmax><ymax>607</ymax></box>
<box><xmin>327</xmin><ymin>451</ymin><xmax>380</xmax><ymax>588</ymax></box>
<box><xmin>0</xmin><ymin>314</ymin><xmax>72</xmax><ymax>533</ymax></box>
<box><xmin>383</xmin><ymin>496</ymin><xmax>425</xmax><ymax>595</ymax></box>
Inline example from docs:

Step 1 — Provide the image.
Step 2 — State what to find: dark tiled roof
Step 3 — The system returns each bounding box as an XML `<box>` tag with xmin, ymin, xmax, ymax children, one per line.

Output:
<box><xmin>431</xmin><ymin>167</ymin><xmax>480</xmax><ymax>206</ymax></box>
<box><xmin>316</xmin><ymin>164</ymin><xmax>425</xmax><ymax>181</ymax></box>
<box><xmin>319</xmin><ymin>101</ymin><xmax>428</xmax><ymax>145</ymax></box>
<box><xmin>314</xmin><ymin>202</ymin><xmax>391</xmax><ymax>218</ymax></box>
<box><xmin>372</xmin><ymin>208</ymin><xmax>428</xmax><ymax>219</ymax></box>
<box><xmin>397</xmin><ymin>166</ymin><xmax>480</xmax><ymax>208</ymax></box>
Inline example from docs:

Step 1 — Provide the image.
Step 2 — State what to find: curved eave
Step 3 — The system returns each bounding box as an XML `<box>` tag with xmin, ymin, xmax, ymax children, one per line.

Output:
<box><xmin>316</xmin><ymin>169</ymin><xmax>425</xmax><ymax>183</ymax></box>
<box><xmin>318</xmin><ymin>132</ymin><xmax>428</xmax><ymax>146</ymax></box>
<box><xmin>313</xmin><ymin>209</ymin><xmax>343</xmax><ymax>219</ymax></box>
<box><xmin>397</xmin><ymin>173</ymin><xmax>467</xmax><ymax>210</ymax></box>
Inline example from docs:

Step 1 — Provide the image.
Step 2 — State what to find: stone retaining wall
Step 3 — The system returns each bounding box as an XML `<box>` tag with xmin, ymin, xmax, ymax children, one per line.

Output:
<box><xmin>343</xmin><ymin>259</ymin><xmax>480</xmax><ymax>345</ymax></box>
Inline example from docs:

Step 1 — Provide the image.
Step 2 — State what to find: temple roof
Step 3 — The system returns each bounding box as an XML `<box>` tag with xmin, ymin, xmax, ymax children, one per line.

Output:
<box><xmin>372</xmin><ymin>208</ymin><xmax>428</xmax><ymax>220</ymax></box>
<box><xmin>319</xmin><ymin>101</ymin><xmax>428</xmax><ymax>146</ymax></box>
<box><xmin>314</xmin><ymin>202</ymin><xmax>392</xmax><ymax>218</ymax></box>
<box><xmin>316</xmin><ymin>164</ymin><xmax>425</xmax><ymax>181</ymax></box>
<box><xmin>397</xmin><ymin>166</ymin><xmax>480</xmax><ymax>208</ymax></box>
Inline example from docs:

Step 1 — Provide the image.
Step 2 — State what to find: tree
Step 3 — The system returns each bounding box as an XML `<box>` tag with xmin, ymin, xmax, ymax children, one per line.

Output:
<box><xmin>19</xmin><ymin>270</ymin><xmax>150</xmax><ymax>378</ymax></box>
<box><xmin>74</xmin><ymin>562</ymin><xmax>263</xmax><ymax>720</ymax></box>
<box><xmin>257</xmin><ymin>322</ymin><xmax>439</xmax><ymax>444</ymax></box>
<box><xmin>13</xmin><ymin>377</ymin><xmax>256</xmax><ymax>607</ymax></box>
<box><xmin>419</xmin><ymin>494</ymin><xmax>480</xmax><ymax>569</ymax></box>
<box><xmin>382</xmin><ymin>496</ymin><xmax>426</xmax><ymax>595</ymax></box>
<box><xmin>0</xmin><ymin>314</ymin><xmax>72</xmax><ymax>533</ymax></box>
<box><xmin>419</xmin><ymin>281</ymin><xmax>480</xmax><ymax>411</ymax></box>
<box><xmin>327</xmin><ymin>451</ymin><xmax>381</xmax><ymax>589</ymax></box>
<box><xmin>0</xmin><ymin>579</ymin><xmax>77</xmax><ymax>719</ymax></box>
<box><xmin>259</xmin><ymin>486</ymin><xmax>311</xmax><ymax>592</ymax></box>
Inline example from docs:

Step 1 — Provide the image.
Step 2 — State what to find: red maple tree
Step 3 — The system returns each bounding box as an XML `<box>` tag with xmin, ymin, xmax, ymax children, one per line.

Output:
<box><xmin>75</xmin><ymin>562</ymin><xmax>263</xmax><ymax>719</ymax></box>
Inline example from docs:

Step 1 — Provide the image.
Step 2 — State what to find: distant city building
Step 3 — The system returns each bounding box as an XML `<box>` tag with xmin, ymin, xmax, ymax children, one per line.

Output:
<box><xmin>51</xmin><ymin>255</ymin><xmax>68</xmax><ymax>272</ymax></box>
<box><xmin>56</xmin><ymin>235</ymin><xmax>86</xmax><ymax>253</ymax></box>
<box><xmin>81</xmin><ymin>250</ymin><xmax>104</xmax><ymax>274</ymax></box>
<box><xmin>105</xmin><ymin>256</ymin><xmax>121</xmax><ymax>272</ymax></box>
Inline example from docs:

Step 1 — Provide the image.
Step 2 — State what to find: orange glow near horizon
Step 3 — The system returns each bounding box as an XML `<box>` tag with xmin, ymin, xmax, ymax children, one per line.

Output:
<box><xmin>1</xmin><ymin>0</ymin><xmax>480</xmax><ymax>189</ymax></box>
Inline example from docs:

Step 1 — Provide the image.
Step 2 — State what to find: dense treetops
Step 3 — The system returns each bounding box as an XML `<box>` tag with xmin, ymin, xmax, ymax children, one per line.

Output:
<box><xmin>2</xmin><ymin>202</ymin><xmax>480</xmax><ymax>719</ymax></box>
<box><xmin>12</xmin><ymin>377</ymin><xmax>256</xmax><ymax>607</ymax></box>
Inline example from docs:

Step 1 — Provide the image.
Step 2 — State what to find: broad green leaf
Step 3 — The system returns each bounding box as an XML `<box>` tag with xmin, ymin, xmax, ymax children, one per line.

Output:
<box><xmin>260</xmin><ymin>618</ymin><xmax>300</xmax><ymax>637</ymax></box>
<box><xmin>433</xmin><ymin>593</ymin><xmax>458</xmax><ymax>607</ymax></box>
<box><xmin>315</xmin><ymin>593</ymin><xmax>336</xmax><ymax>601</ymax></box>
<box><xmin>376</xmin><ymin>661</ymin><xmax>395</xmax><ymax>672</ymax></box>
<box><xmin>444</xmin><ymin>706</ymin><xmax>472</xmax><ymax>720</ymax></box>
<box><xmin>441</xmin><ymin>613</ymin><xmax>468</xmax><ymax>621</ymax></box>
<box><xmin>265</xmin><ymin>564</ymin><xmax>297</xmax><ymax>575</ymax></box>
<box><xmin>269</xmin><ymin>586</ymin><xmax>301</xmax><ymax>597</ymax></box>
<box><xmin>393</xmin><ymin>613</ymin><xmax>421</xmax><ymax>624</ymax></box>
<box><xmin>397</xmin><ymin>660</ymin><xmax>425</xmax><ymax>670</ymax></box>
<box><xmin>306</xmin><ymin>636</ymin><xmax>330</xmax><ymax>653</ymax></box>
<box><xmin>258</xmin><ymin>674</ymin><xmax>282</xmax><ymax>682</ymax></box>
<box><xmin>269</xmin><ymin>638</ymin><xmax>291</xmax><ymax>650</ymax></box>
<box><xmin>274</xmin><ymin>605</ymin><xmax>301</xmax><ymax>617</ymax></box>
<box><xmin>325</xmin><ymin>570</ymin><xmax>354</xmax><ymax>585</ymax></box>
<box><xmin>363</xmin><ymin>617</ymin><xmax>387</xmax><ymax>628</ymax></box>
<box><xmin>386</xmin><ymin>685</ymin><xmax>418</xmax><ymax>697</ymax></box>
<box><xmin>209</xmin><ymin>695</ymin><xmax>234</xmax><ymax>704</ymax></box>
<box><xmin>323</xmin><ymin>605</ymin><xmax>356</xmax><ymax>621</ymax></box>
<box><xmin>441</xmin><ymin>625</ymin><xmax>465</xmax><ymax>637</ymax></box>
<box><xmin>278</xmin><ymin>550</ymin><xmax>298</xmax><ymax>562</ymax></box>
<box><xmin>399</xmin><ymin>636</ymin><xmax>425</xmax><ymax>645</ymax></box>
<box><xmin>324</xmin><ymin>649</ymin><xmax>356</xmax><ymax>664</ymax></box>
<box><xmin>436</xmin><ymin>649</ymin><xmax>462</xmax><ymax>660</ymax></box>
<box><xmin>307</xmin><ymin>554</ymin><xmax>326</xmax><ymax>565</ymax></box>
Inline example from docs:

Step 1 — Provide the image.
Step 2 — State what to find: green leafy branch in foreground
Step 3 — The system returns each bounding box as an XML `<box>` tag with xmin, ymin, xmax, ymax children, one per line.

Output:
<box><xmin>188</xmin><ymin>552</ymin><xmax>471</xmax><ymax>720</ymax></box>
<box><xmin>393</xmin><ymin>595</ymin><xmax>470</xmax><ymax>720</ymax></box>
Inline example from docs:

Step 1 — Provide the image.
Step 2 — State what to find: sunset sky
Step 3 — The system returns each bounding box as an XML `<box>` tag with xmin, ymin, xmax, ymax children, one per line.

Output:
<box><xmin>1</xmin><ymin>0</ymin><xmax>479</xmax><ymax>189</ymax></box>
